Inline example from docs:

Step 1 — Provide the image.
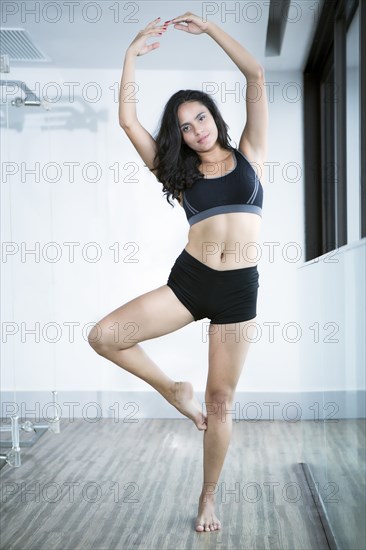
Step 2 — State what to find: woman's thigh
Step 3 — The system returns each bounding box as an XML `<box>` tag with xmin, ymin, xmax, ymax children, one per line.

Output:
<box><xmin>88</xmin><ymin>285</ymin><xmax>195</xmax><ymax>351</ymax></box>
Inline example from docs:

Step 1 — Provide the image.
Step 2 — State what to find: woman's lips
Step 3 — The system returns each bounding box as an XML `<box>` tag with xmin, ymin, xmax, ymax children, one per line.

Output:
<box><xmin>198</xmin><ymin>134</ymin><xmax>209</xmax><ymax>143</ymax></box>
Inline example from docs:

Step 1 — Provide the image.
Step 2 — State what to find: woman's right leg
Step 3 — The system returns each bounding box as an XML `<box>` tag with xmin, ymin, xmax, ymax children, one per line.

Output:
<box><xmin>87</xmin><ymin>284</ymin><xmax>207</xmax><ymax>430</ymax></box>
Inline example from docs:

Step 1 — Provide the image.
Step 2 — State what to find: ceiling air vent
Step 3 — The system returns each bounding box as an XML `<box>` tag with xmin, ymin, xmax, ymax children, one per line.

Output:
<box><xmin>0</xmin><ymin>28</ymin><xmax>50</xmax><ymax>62</ymax></box>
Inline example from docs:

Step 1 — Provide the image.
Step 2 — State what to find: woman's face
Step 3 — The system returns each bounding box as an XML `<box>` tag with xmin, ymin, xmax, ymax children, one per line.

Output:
<box><xmin>177</xmin><ymin>101</ymin><xmax>218</xmax><ymax>151</ymax></box>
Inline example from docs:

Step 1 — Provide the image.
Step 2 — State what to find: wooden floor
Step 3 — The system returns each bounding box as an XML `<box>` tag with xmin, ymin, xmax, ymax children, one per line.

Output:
<box><xmin>0</xmin><ymin>418</ymin><xmax>330</xmax><ymax>550</ymax></box>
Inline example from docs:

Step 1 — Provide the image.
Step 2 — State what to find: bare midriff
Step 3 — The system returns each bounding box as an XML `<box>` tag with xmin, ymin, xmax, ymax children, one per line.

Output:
<box><xmin>184</xmin><ymin>212</ymin><xmax>262</xmax><ymax>270</ymax></box>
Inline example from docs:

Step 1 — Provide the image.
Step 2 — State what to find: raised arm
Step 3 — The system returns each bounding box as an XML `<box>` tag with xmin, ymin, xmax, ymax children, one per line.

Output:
<box><xmin>119</xmin><ymin>18</ymin><xmax>168</xmax><ymax>173</ymax></box>
<box><xmin>171</xmin><ymin>13</ymin><xmax>268</xmax><ymax>165</ymax></box>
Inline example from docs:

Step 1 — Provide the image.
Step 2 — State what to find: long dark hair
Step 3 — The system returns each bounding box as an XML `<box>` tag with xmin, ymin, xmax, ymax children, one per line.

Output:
<box><xmin>152</xmin><ymin>90</ymin><xmax>234</xmax><ymax>207</ymax></box>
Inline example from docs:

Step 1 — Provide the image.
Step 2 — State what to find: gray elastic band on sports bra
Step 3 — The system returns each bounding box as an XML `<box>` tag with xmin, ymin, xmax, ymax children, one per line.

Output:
<box><xmin>188</xmin><ymin>204</ymin><xmax>262</xmax><ymax>226</ymax></box>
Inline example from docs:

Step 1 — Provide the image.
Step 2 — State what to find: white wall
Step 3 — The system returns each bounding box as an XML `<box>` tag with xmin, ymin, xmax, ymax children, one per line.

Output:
<box><xmin>1</xmin><ymin>67</ymin><xmax>305</xmax><ymax>405</ymax></box>
<box><xmin>298</xmin><ymin>239</ymin><xmax>366</xmax><ymax>397</ymax></box>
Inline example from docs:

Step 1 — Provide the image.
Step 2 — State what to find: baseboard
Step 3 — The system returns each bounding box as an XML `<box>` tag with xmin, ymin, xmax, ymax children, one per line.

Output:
<box><xmin>1</xmin><ymin>390</ymin><xmax>364</xmax><ymax>421</ymax></box>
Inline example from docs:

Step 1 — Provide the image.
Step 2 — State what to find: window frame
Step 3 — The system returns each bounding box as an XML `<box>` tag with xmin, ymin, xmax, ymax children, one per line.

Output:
<box><xmin>303</xmin><ymin>0</ymin><xmax>365</xmax><ymax>261</ymax></box>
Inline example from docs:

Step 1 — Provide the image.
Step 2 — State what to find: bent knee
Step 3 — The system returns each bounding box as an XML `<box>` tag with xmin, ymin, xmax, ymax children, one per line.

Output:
<box><xmin>87</xmin><ymin>323</ymin><xmax>105</xmax><ymax>351</ymax></box>
<box><xmin>87</xmin><ymin>323</ymin><xmax>136</xmax><ymax>353</ymax></box>
<box><xmin>87</xmin><ymin>323</ymin><xmax>116</xmax><ymax>353</ymax></box>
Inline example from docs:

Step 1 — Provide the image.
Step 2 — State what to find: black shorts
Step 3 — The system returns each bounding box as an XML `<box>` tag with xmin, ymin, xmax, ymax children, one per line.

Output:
<box><xmin>167</xmin><ymin>248</ymin><xmax>259</xmax><ymax>324</ymax></box>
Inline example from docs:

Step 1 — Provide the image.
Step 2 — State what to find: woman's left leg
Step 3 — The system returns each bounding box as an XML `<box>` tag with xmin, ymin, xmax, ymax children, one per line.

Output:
<box><xmin>195</xmin><ymin>319</ymin><xmax>256</xmax><ymax>532</ymax></box>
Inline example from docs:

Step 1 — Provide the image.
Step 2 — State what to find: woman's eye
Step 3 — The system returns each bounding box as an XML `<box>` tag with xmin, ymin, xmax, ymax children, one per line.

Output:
<box><xmin>182</xmin><ymin>115</ymin><xmax>205</xmax><ymax>133</ymax></box>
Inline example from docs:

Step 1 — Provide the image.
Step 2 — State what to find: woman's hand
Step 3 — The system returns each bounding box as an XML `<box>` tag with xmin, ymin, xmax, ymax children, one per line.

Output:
<box><xmin>127</xmin><ymin>17</ymin><xmax>169</xmax><ymax>56</ymax></box>
<box><xmin>171</xmin><ymin>12</ymin><xmax>210</xmax><ymax>35</ymax></box>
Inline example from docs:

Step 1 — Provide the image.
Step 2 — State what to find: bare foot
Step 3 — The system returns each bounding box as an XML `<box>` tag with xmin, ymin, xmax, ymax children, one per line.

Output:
<box><xmin>195</xmin><ymin>493</ymin><xmax>221</xmax><ymax>532</ymax></box>
<box><xmin>167</xmin><ymin>381</ymin><xmax>207</xmax><ymax>430</ymax></box>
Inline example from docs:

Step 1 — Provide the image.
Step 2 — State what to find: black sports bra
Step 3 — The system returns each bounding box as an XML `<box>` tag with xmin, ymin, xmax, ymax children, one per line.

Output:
<box><xmin>182</xmin><ymin>148</ymin><xmax>263</xmax><ymax>226</ymax></box>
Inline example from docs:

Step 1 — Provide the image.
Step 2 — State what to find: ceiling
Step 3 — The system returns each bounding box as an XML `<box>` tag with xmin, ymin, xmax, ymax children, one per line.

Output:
<box><xmin>2</xmin><ymin>0</ymin><xmax>323</xmax><ymax>72</ymax></box>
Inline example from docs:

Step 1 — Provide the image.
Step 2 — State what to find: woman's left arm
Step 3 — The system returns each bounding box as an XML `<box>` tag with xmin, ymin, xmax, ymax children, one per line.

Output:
<box><xmin>171</xmin><ymin>13</ymin><xmax>269</xmax><ymax>162</ymax></box>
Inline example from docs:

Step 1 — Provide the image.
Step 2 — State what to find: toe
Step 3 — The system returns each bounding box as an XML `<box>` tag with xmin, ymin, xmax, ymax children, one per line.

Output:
<box><xmin>204</xmin><ymin>524</ymin><xmax>210</xmax><ymax>532</ymax></box>
<box><xmin>195</xmin><ymin>523</ymin><xmax>204</xmax><ymax>532</ymax></box>
<box><xmin>199</xmin><ymin>414</ymin><xmax>207</xmax><ymax>430</ymax></box>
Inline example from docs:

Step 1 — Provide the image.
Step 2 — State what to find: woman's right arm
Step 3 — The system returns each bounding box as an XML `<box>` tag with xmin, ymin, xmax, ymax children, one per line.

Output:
<box><xmin>119</xmin><ymin>18</ymin><xmax>167</xmax><ymax>174</ymax></box>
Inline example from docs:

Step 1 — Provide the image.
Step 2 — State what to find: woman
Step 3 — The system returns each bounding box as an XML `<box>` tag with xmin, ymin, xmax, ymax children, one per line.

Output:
<box><xmin>88</xmin><ymin>12</ymin><xmax>268</xmax><ymax>533</ymax></box>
